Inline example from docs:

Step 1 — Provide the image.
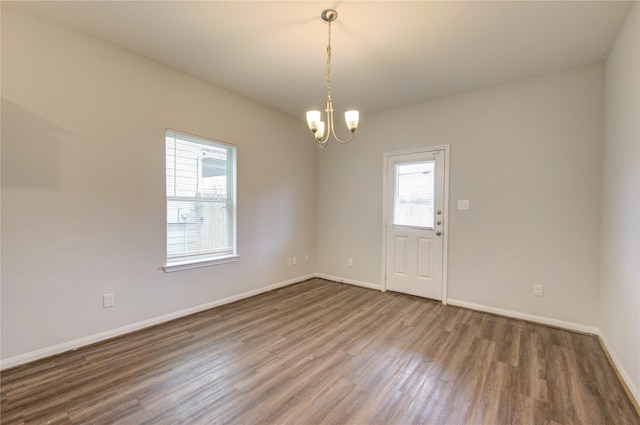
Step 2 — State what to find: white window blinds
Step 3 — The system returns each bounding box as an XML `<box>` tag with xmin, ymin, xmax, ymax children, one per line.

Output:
<box><xmin>165</xmin><ymin>130</ymin><xmax>237</xmax><ymax>270</ymax></box>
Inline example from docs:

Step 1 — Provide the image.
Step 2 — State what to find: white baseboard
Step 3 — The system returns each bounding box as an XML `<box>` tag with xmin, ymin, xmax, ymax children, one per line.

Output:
<box><xmin>598</xmin><ymin>332</ymin><xmax>640</xmax><ymax>410</ymax></box>
<box><xmin>446</xmin><ymin>298</ymin><xmax>599</xmax><ymax>335</ymax></box>
<box><xmin>314</xmin><ymin>273</ymin><xmax>383</xmax><ymax>291</ymax></box>
<box><xmin>0</xmin><ymin>274</ymin><xmax>314</xmax><ymax>371</ymax></box>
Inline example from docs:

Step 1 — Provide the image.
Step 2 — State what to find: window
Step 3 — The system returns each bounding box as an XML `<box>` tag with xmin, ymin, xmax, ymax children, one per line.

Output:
<box><xmin>164</xmin><ymin>130</ymin><xmax>237</xmax><ymax>272</ymax></box>
<box><xmin>393</xmin><ymin>160</ymin><xmax>435</xmax><ymax>229</ymax></box>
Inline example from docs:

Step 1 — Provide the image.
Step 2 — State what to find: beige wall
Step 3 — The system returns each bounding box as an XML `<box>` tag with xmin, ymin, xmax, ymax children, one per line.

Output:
<box><xmin>317</xmin><ymin>64</ymin><xmax>604</xmax><ymax>328</ymax></box>
<box><xmin>1</xmin><ymin>6</ymin><xmax>316</xmax><ymax>362</ymax></box>
<box><xmin>601</xmin><ymin>1</ymin><xmax>640</xmax><ymax>403</ymax></box>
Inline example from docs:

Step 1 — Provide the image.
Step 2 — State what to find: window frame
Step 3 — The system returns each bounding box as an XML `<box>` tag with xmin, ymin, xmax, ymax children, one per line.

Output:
<box><xmin>163</xmin><ymin>129</ymin><xmax>238</xmax><ymax>272</ymax></box>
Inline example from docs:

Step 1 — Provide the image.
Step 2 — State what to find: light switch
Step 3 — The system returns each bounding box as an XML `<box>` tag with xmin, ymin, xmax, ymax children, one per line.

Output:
<box><xmin>457</xmin><ymin>200</ymin><xmax>470</xmax><ymax>210</ymax></box>
<box><xmin>103</xmin><ymin>293</ymin><xmax>115</xmax><ymax>308</ymax></box>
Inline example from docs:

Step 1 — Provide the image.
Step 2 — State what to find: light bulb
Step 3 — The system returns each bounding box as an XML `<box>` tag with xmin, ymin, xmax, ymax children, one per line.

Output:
<box><xmin>306</xmin><ymin>110</ymin><xmax>321</xmax><ymax>132</ymax></box>
<box><xmin>316</xmin><ymin>121</ymin><xmax>326</xmax><ymax>140</ymax></box>
<box><xmin>345</xmin><ymin>110</ymin><xmax>359</xmax><ymax>132</ymax></box>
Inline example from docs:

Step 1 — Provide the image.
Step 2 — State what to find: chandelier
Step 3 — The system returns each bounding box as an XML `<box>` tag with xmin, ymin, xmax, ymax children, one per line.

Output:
<box><xmin>306</xmin><ymin>9</ymin><xmax>359</xmax><ymax>148</ymax></box>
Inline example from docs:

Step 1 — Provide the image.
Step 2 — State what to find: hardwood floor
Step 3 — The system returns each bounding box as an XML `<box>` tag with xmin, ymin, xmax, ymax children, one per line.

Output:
<box><xmin>1</xmin><ymin>278</ymin><xmax>638</xmax><ymax>424</ymax></box>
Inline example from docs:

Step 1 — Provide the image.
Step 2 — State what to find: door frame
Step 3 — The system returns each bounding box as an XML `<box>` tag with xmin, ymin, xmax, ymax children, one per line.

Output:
<box><xmin>381</xmin><ymin>145</ymin><xmax>450</xmax><ymax>304</ymax></box>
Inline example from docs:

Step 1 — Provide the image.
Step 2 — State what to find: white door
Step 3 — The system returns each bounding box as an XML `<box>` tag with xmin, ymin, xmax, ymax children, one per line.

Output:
<box><xmin>384</xmin><ymin>148</ymin><xmax>447</xmax><ymax>300</ymax></box>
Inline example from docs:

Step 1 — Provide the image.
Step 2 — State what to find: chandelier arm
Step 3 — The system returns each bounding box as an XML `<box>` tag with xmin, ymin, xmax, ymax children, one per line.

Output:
<box><xmin>330</xmin><ymin>125</ymin><xmax>356</xmax><ymax>144</ymax></box>
<box><xmin>327</xmin><ymin>101</ymin><xmax>355</xmax><ymax>144</ymax></box>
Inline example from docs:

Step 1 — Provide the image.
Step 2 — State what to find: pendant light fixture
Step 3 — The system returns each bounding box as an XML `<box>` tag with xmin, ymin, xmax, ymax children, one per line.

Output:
<box><xmin>306</xmin><ymin>9</ymin><xmax>359</xmax><ymax>148</ymax></box>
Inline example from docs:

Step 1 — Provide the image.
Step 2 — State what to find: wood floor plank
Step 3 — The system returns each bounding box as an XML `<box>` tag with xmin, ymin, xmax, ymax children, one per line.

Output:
<box><xmin>2</xmin><ymin>278</ymin><xmax>638</xmax><ymax>425</ymax></box>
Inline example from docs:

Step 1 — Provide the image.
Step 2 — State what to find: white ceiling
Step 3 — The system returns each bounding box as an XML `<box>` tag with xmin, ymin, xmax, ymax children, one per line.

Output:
<box><xmin>5</xmin><ymin>1</ymin><xmax>634</xmax><ymax>118</ymax></box>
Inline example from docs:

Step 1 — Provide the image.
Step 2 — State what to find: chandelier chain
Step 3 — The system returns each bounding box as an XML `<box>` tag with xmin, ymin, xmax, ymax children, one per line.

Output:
<box><xmin>326</xmin><ymin>20</ymin><xmax>332</xmax><ymax>102</ymax></box>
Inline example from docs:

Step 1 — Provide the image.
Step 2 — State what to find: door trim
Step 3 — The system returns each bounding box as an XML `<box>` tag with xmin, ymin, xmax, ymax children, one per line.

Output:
<box><xmin>381</xmin><ymin>145</ymin><xmax>450</xmax><ymax>304</ymax></box>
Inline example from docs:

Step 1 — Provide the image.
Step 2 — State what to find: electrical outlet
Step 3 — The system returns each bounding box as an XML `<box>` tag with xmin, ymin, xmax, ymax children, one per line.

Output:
<box><xmin>103</xmin><ymin>293</ymin><xmax>115</xmax><ymax>308</ymax></box>
<box><xmin>457</xmin><ymin>200</ymin><xmax>470</xmax><ymax>210</ymax></box>
<box><xmin>533</xmin><ymin>284</ymin><xmax>544</xmax><ymax>297</ymax></box>
<box><xmin>292</xmin><ymin>256</ymin><xmax>297</xmax><ymax>265</ymax></box>
<box><xmin>348</xmin><ymin>257</ymin><xmax>354</xmax><ymax>267</ymax></box>
<box><xmin>305</xmin><ymin>254</ymin><xmax>310</xmax><ymax>263</ymax></box>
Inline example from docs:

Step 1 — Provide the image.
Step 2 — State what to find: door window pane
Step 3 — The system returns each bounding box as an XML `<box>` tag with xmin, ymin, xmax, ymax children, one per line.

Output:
<box><xmin>393</xmin><ymin>160</ymin><xmax>435</xmax><ymax>228</ymax></box>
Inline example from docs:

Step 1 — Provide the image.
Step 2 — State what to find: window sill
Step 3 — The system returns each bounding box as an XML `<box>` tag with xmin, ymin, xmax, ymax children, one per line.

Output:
<box><xmin>163</xmin><ymin>255</ymin><xmax>239</xmax><ymax>273</ymax></box>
